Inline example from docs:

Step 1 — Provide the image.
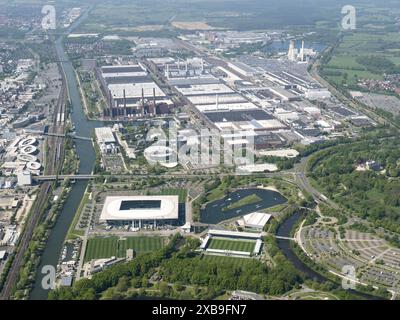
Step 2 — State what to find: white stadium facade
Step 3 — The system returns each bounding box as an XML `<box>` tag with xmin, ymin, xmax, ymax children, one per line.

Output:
<box><xmin>100</xmin><ymin>195</ymin><xmax>179</xmax><ymax>228</ymax></box>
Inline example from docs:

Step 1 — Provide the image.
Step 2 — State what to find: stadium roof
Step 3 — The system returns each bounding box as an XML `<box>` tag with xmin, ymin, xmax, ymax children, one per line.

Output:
<box><xmin>208</xmin><ymin>229</ymin><xmax>262</xmax><ymax>239</ymax></box>
<box><xmin>100</xmin><ymin>195</ymin><xmax>179</xmax><ymax>221</ymax></box>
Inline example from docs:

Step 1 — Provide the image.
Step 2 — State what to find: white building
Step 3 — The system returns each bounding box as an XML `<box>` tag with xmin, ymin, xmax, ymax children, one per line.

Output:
<box><xmin>100</xmin><ymin>195</ymin><xmax>179</xmax><ymax>228</ymax></box>
<box><xmin>95</xmin><ymin>127</ymin><xmax>118</xmax><ymax>154</ymax></box>
<box><xmin>17</xmin><ymin>171</ymin><xmax>32</xmax><ymax>186</ymax></box>
<box><xmin>237</xmin><ymin>212</ymin><xmax>272</xmax><ymax>230</ymax></box>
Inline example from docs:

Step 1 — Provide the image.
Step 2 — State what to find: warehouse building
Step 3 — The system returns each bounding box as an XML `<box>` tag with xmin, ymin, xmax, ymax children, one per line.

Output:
<box><xmin>96</xmin><ymin>64</ymin><xmax>173</xmax><ymax>118</ymax></box>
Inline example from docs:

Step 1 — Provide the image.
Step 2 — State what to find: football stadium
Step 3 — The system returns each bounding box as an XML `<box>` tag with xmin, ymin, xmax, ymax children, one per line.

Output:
<box><xmin>99</xmin><ymin>195</ymin><xmax>179</xmax><ymax>228</ymax></box>
<box><xmin>200</xmin><ymin>229</ymin><xmax>263</xmax><ymax>257</ymax></box>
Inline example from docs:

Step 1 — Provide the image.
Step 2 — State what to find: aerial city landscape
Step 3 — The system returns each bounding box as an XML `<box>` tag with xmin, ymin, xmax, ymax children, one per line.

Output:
<box><xmin>0</xmin><ymin>0</ymin><xmax>400</xmax><ymax>303</ymax></box>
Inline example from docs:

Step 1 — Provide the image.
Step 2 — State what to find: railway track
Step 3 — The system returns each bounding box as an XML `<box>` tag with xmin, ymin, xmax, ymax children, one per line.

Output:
<box><xmin>0</xmin><ymin>61</ymin><xmax>67</xmax><ymax>300</ymax></box>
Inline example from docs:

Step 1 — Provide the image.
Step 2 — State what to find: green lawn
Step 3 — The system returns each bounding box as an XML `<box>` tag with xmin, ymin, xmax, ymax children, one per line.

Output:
<box><xmin>208</xmin><ymin>238</ymin><xmax>256</xmax><ymax>253</ymax></box>
<box><xmin>84</xmin><ymin>237</ymin><xmax>118</xmax><ymax>262</ymax></box>
<box><xmin>150</xmin><ymin>188</ymin><xmax>187</xmax><ymax>203</ymax></box>
<box><xmin>117</xmin><ymin>237</ymin><xmax>164</xmax><ymax>257</ymax></box>
<box><xmin>201</xmin><ymin>255</ymin><xmax>253</xmax><ymax>268</ymax></box>
<box><xmin>84</xmin><ymin>236</ymin><xmax>164</xmax><ymax>262</ymax></box>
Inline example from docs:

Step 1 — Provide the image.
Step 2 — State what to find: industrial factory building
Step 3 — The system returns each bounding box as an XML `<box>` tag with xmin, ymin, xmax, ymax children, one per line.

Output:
<box><xmin>99</xmin><ymin>195</ymin><xmax>179</xmax><ymax>228</ymax></box>
<box><xmin>96</xmin><ymin>64</ymin><xmax>173</xmax><ymax>118</ymax></box>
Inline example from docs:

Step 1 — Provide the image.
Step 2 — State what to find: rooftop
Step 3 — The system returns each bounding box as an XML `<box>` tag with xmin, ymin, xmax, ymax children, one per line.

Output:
<box><xmin>100</xmin><ymin>195</ymin><xmax>179</xmax><ymax>221</ymax></box>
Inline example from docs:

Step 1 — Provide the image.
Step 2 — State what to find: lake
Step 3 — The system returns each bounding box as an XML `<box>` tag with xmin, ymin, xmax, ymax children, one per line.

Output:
<box><xmin>200</xmin><ymin>188</ymin><xmax>287</xmax><ymax>224</ymax></box>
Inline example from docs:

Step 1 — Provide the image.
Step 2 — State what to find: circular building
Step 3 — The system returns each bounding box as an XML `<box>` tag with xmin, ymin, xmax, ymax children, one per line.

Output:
<box><xmin>17</xmin><ymin>154</ymin><xmax>38</xmax><ymax>163</ymax></box>
<box><xmin>18</xmin><ymin>137</ymin><xmax>37</xmax><ymax>148</ymax></box>
<box><xmin>26</xmin><ymin>161</ymin><xmax>42</xmax><ymax>171</ymax></box>
<box><xmin>144</xmin><ymin>145</ymin><xmax>178</xmax><ymax>168</ymax></box>
<box><xmin>20</xmin><ymin>145</ymin><xmax>38</xmax><ymax>155</ymax></box>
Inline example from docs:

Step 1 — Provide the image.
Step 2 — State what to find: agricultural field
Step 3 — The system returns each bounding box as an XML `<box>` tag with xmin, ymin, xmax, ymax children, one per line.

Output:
<box><xmin>321</xmin><ymin>32</ymin><xmax>400</xmax><ymax>87</ymax></box>
<box><xmin>84</xmin><ymin>236</ymin><xmax>164</xmax><ymax>262</ymax></box>
<box><xmin>208</xmin><ymin>238</ymin><xmax>256</xmax><ymax>253</ymax></box>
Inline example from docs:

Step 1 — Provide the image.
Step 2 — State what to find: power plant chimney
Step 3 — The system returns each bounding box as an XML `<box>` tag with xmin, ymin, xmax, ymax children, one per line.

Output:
<box><xmin>152</xmin><ymin>87</ymin><xmax>156</xmax><ymax>115</ymax></box>
<box><xmin>300</xmin><ymin>40</ymin><xmax>305</xmax><ymax>62</ymax></box>
<box><xmin>123</xmin><ymin>89</ymin><xmax>126</xmax><ymax>108</ymax></box>
<box><xmin>288</xmin><ymin>40</ymin><xmax>295</xmax><ymax>61</ymax></box>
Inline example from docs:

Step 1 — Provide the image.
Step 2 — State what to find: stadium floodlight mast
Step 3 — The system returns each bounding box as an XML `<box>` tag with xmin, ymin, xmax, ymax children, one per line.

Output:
<box><xmin>341</xmin><ymin>5</ymin><xmax>357</xmax><ymax>30</ymax></box>
<box><xmin>42</xmin><ymin>5</ymin><xmax>56</xmax><ymax>30</ymax></box>
<box><xmin>145</xmin><ymin>121</ymin><xmax>255</xmax><ymax>175</ymax></box>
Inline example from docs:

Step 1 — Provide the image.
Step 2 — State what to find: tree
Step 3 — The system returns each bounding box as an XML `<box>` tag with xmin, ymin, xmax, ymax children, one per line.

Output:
<box><xmin>116</xmin><ymin>276</ymin><xmax>129</xmax><ymax>292</ymax></box>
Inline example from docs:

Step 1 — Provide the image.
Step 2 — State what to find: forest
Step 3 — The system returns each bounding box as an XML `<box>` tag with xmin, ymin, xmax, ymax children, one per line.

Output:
<box><xmin>308</xmin><ymin>137</ymin><xmax>400</xmax><ymax>233</ymax></box>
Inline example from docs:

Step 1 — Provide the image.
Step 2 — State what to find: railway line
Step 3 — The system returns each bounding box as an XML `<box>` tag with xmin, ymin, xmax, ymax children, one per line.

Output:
<box><xmin>0</xmin><ymin>60</ymin><xmax>67</xmax><ymax>300</ymax></box>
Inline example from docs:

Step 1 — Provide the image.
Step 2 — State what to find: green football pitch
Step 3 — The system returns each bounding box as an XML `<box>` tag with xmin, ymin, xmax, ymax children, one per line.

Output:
<box><xmin>208</xmin><ymin>238</ymin><xmax>256</xmax><ymax>253</ymax></box>
<box><xmin>201</xmin><ymin>255</ymin><xmax>253</xmax><ymax>268</ymax></box>
<box><xmin>84</xmin><ymin>236</ymin><xmax>164</xmax><ymax>262</ymax></box>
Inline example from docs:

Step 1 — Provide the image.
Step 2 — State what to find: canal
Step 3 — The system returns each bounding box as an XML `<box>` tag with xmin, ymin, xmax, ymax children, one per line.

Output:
<box><xmin>30</xmin><ymin>11</ymin><xmax>102</xmax><ymax>300</ymax></box>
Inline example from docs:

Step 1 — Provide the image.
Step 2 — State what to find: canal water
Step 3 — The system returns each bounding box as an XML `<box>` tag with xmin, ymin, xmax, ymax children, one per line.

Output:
<box><xmin>30</xmin><ymin>12</ymin><xmax>102</xmax><ymax>300</ymax></box>
<box><xmin>200</xmin><ymin>188</ymin><xmax>287</xmax><ymax>224</ymax></box>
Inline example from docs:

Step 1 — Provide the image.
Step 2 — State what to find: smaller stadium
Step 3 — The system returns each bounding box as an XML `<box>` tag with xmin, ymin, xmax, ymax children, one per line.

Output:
<box><xmin>200</xmin><ymin>229</ymin><xmax>263</xmax><ymax>258</ymax></box>
<box><xmin>99</xmin><ymin>195</ymin><xmax>179</xmax><ymax>228</ymax></box>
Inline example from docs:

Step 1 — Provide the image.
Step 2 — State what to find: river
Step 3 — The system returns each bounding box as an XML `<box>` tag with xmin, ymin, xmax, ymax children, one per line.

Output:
<box><xmin>30</xmin><ymin>11</ymin><xmax>102</xmax><ymax>300</ymax></box>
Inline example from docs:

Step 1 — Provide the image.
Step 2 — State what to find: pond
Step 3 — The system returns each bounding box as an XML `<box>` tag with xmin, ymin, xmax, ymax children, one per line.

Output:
<box><xmin>200</xmin><ymin>188</ymin><xmax>287</xmax><ymax>224</ymax></box>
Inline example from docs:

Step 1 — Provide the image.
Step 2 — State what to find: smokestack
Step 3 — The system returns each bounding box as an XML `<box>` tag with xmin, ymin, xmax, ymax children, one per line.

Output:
<box><xmin>123</xmin><ymin>89</ymin><xmax>126</xmax><ymax>108</ymax></box>
<box><xmin>166</xmin><ymin>64</ymin><xmax>170</xmax><ymax>79</ymax></box>
<box><xmin>141</xmin><ymin>87</ymin><xmax>145</xmax><ymax>116</ymax></box>
<box><xmin>216</xmin><ymin>94</ymin><xmax>219</xmax><ymax>110</ymax></box>
<box><xmin>288</xmin><ymin>40</ymin><xmax>295</xmax><ymax>61</ymax></box>
<box><xmin>301</xmin><ymin>40</ymin><xmax>305</xmax><ymax>62</ymax></box>
<box><xmin>153</xmin><ymin>87</ymin><xmax>156</xmax><ymax>115</ymax></box>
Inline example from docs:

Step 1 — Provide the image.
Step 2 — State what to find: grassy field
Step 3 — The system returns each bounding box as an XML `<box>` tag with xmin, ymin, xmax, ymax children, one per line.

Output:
<box><xmin>67</xmin><ymin>192</ymin><xmax>90</xmax><ymax>240</ymax></box>
<box><xmin>117</xmin><ymin>237</ymin><xmax>164</xmax><ymax>257</ymax></box>
<box><xmin>150</xmin><ymin>188</ymin><xmax>187</xmax><ymax>203</ymax></box>
<box><xmin>201</xmin><ymin>255</ymin><xmax>253</xmax><ymax>268</ymax></box>
<box><xmin>84</xmin><ymin>236</ymin><xmax>164</xmax><ymax>262</ymax></box>
<box><xmin>322</xmin><ymin>31</ymin><xmax>400</xmax><ymax>87</ymax></box>
<box><xmin>208</xmin><ymin>238</ymin><xmax>256</xmax><ymax>253</ymax></box>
